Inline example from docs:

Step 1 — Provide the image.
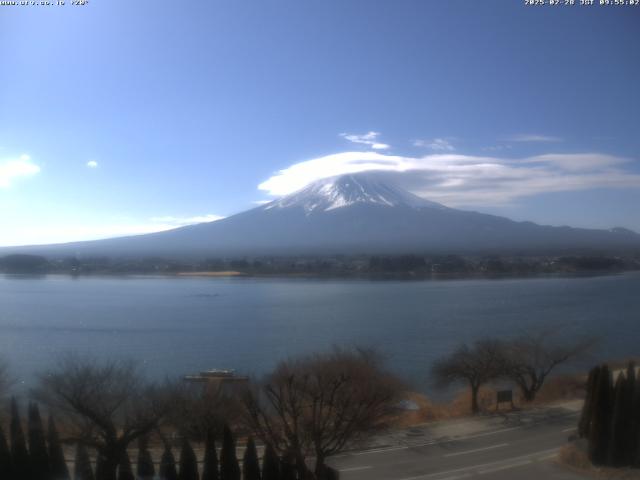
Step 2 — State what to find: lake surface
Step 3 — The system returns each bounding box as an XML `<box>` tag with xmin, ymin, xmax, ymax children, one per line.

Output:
<box><xmin>1</xmin><ymin>272</ymin><xmax>639</xmax><ymax>393</ymax></box>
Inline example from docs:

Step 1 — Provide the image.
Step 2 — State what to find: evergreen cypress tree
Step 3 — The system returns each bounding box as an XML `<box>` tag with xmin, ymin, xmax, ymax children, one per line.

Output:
<box><xmin>48</xmin><ymin>416</ymin><xmax>71</xmax><ymax>480</ymax></box>
<box><xmin>0</xmin><ymin>424</ymin><xmax>12</xmax><ymax>480</ymax></box>
<box><xmin>609</xmin><ymin>372</ymin><xmax>627</xmax><ymax>466</ymax></box>
<box><xmin>219</xmin><ymin>425</ymin><xmax>240</xmax><ymax>480</ymax></box>
<box><xmin>117</xmin><ymin>450</ymin><xmax>135</xmax><ymax>480</ymax></box>
<box><xmin>74</xmin><ymin>444</ymin><xmax>95</xmax><ymax>480</ymax></box>
<box><xmin>136</xmin><ymin>436</ymin><xmax>155</xmax><ymax>480</ymax></box>
<box><xmin>242</xmin><ymin>437</ymin><xmax>261</xmax><ymax>480</ymax></box>
<box><xmin>201</xmin><ymin>435</ymin><xmax>219</xmax><ymax>480</ymax></box>
<box><xmin>260</xmin><ymin>444</ymin><xmax>279</xmax><ymax>480</ymax></box>
<box><xmin>178</xmin><ymin>439</ymin><xmax>199</xmax><ymax>480</ymax></box>
<box><xmin>11</xmin><ymin>397</ymin><xmax>31</xmax><ymax>479</ymax></box>
<box><xmin>627</xmin><ymin>362</ymin><xmax>637</xmax><ymax>402</ymax></box>
<box><xmin>588</xmin><ymin>364</ymin><xmax>613</xmax><ymax>465</ymax></box>
<box><xmin>632</xmin><ymin>365</ymin><xmax>640</xmax><ymax>467</ymax></box>
<box><xmin>323</xmin><ymin>467</ymin><xmax>340</xmax><ymax>480</ymax></box>
<box><xmin>279</xmin><ymin>453</ymin><xmax>296</xmax><ymax>480</ymax></box>
<box><xmin>578</xmin><ymin>366</ymin><xmax>599</xmax><ymax>438</ymax></box>
<box><xmin>625</xmin><ymin>362</ymin><xmax>637</xmax><ymax>465</ymax></box>
<box><xmin>29</xmin><ymin>402</ymin><xmax>51</xmax><ymax>480</ymax></box>
<box><xmin>159</xmin><ymin>446</ymin><xmax>179</xmax><ymax>480</ymax></box>
<box><xmin>94</xmin><ymin>452</ymin><xmax>106</xmax><ymax>480</ymax></box>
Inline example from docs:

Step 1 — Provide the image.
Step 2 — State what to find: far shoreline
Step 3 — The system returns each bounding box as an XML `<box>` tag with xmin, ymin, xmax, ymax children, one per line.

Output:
<box><xmin>176</xmin><ymin>271</ymin><xmax>246</xmax><ymax>277</ymax></box>
<box><xmin>172</xmin><ymin>269</ymin><xmax>640</xmax><ymax>282</ymax></box>
<box><xmin>2</xmin><ymin>269</ymin><xmax>638</xmax><ymax>283</ymax></box>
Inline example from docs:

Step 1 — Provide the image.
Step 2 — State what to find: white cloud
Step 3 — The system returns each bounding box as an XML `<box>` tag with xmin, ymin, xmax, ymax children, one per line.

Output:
<box><xmin>523</xmin><ymin>153</ymin><xmax>625</xmax><ymax>171</ymax></box>
<box><xmin>259</xmin><ymin>151</ymin><xmax>410</xmax><ymax>195</ymax></box>
<box><xmin>258</xmin><ymin>150</ymin><xmax>640</xmax><ymax>207</ymax></box>
<box><xmin>340</xmin><ymin>131</ymin><xmax>390</xmax><ymax>150</ymax></box>
<box><xmin>482</xmin><ymin>144</ymin><xmax>512</xmax><ymax>152</ymax></box>
<box><xmin>0</xmin><ymin>154</ymin><xmax>40</xmax><ymax>187</ymax></box>
<box><xmin>87</xmin><ymin>160</ymin><xmax>99</xmax><ymax>168</ymax></box>
<box><xmin>414</xmin><ymin>138</ymin><xmax>455</xmax><ymax>151</ymax></box>
<box><xmin>505</xmin><ymin>134</ymin><xmax>563</xmax><ymax>143</ymax></box>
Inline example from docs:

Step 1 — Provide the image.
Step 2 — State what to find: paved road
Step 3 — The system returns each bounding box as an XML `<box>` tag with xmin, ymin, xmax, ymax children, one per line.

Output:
<box><xmin>327</xmin><ymin>410</ymin><xmax>587</xmax><ymax>479</ymax></box>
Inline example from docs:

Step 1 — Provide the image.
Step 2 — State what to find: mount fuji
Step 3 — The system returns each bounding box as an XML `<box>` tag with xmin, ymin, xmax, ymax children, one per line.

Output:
<box><xmin>5</xmin><ymin>173</ymin><xmax>640</xmax><ymax>258</ymax></box>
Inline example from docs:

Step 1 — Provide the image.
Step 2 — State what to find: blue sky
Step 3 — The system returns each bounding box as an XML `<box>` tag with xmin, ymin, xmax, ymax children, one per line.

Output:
<box><xmin>1</xmin><ymin>0</ymin><xmax>639</xmax><ymax>246</ymax></box>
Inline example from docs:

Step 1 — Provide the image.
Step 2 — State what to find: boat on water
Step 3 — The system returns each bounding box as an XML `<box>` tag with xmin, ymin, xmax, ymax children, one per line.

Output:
<box><xmin>183</xmin><ymin>368</ymin><xmax>249</xmax><ymax>383</ymax></box>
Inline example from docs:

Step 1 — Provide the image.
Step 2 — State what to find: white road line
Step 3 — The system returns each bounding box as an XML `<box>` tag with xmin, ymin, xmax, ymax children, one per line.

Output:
<box><xmin>477</xmin><ymin>459</ymin><xmax>532</xmax><ymax>474</ymax></box>
<box><xmin>561</xmin><ymin>427</ymin><xmax>576</xmax><ymax>433</ymax></box>
<box><xmin>537</xmin><ymin>453</ymin><xmax>558</xmax><ymax>461</ymax></box>
<box><xmin>443</xmin><ymin>443</ymin><xmax>509</xmax><ymax>458</ymax></box>
<box><xmin>333</xmin><ymin>426</ymin><xmax>522</xmax><ymax>458</ymax></box>
<box><xmin>396</xmin><ymin>448</ymin><xmax>559</xmax><ymax>480</ymax></box>
<box><xmin>456</xmin><ymin>426</ymin><xmax>520</xmax><ymax>441</ymax></box>
<box><xmin>398</xmin><ymin>466</ymin><xmax>479</xmax><ymax>480</ymax></box>
<box><xmin>339</xmin><ymin>465</ymin><xmax>372</xmax><ymax>472</ymax></box>
<box><xmin>338</xmin><ymin>445</ymin><xmax>409</xmax><ymax>457</ymax></box>
<box><xmin>437</xmin><ymin>474</ymin><xmax>472</xmax><ymax>480</ymax></box>
<box><xmin>333</xmin><ymin>413</ymin><xmax>577</xmax><ymax>459</ymax></box>
<box><xmin>398</xmin><ymin>464</ymin><xmax>484</xmax><ymax>480</ymax></box>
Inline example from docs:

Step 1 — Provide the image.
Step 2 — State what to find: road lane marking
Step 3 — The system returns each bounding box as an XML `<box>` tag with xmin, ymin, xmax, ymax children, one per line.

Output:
<box><xmin>443</xmin><ymin>443</ymin><xmax>509</xmax><ymax>457</ymax></box>
<box><xmin>477</xmin><ymin>459</ymin><xmax>532</xmax><ymax>474</ymax></box>
<box><xmin>332</xmin><ymin>412</ymin><xmax>578</xmax><ymax>459</ymax></box>
<box><xmin>332</xmin><ymin>426</ymin><xmax>521</xmax><ymax>458</ymax></box>
<box><xmin>398</xmin><ymin>474</ymin><xmax>472</xmax><ymax>480</ymax></box>
<box><xmin>455</xmin><ymin>426</ymin><xmax>520</xmax><ymax>441</ymax></box>
<box><xmin>438</xmin><ymin>474</ymin><xmax>471</xmax><ymax>480</ymax></box>
<box><xmin>338</xmin><ymin>445</ymin><xmax>409</xmax><ymax>457</ymax></box>
<box><xmin>396</xmin><ymin>448</ymin><xmax>559</xmax><ymax>480</ymax></box>
<box><xmin>339</xmin><ymin>465</ymin><xmax>372</xmax><ymax>472</ymax></box>
<box><xmin>561</xmin><ymin>427</ymin><xmax>576</xmax><ymax>433</ymax></box>
<box><xmin>537</xmin><ymin>453</ymin><xmax>558</xmax><ymax>461</ymax></box>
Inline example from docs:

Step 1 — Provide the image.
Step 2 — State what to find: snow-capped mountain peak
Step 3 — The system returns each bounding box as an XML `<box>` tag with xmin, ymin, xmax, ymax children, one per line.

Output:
<box><xmin>263</xmin><ymin>174</ymin><xmax>446</xmax><ymax>214</ymax></box>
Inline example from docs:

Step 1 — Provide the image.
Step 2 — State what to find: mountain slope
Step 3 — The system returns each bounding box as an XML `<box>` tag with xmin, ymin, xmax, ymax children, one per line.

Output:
<box><xmin>4</xmin><ymin>174</ymin><xmax>640</xmax><ymax>258</ymax></box>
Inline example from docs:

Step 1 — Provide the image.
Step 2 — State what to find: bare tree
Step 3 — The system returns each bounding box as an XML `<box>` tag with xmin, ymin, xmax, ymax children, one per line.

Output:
<box><xmin>164</xmin><ymin>380</ymin><xmax>243</xmax><ymax>441</ymax></box>
<box><xmin>501</xmin><ymin>330</ymin><xmax>595</xmax><ymax>401</ymax></box>
<box><xmin>34</xmin><ymin>355</ymin><xmax>170</xmax><ymax>480</ymax></box>
<box><xmin>432</xmin><ymin>339</ymin><xmax>504</xmax><ymax>414</ymax></box>
<box><xmin>243</xmin><ymin>348</ymin><xmax>403</xmax><ymax>479</ymax></box>
<box><xmin>0</xmin><ymin>359</ymin><xmax>12</xmax><ymax>400</ymax></box>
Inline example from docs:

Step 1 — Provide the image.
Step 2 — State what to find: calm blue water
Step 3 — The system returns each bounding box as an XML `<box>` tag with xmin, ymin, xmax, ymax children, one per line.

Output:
<box><xmin>1</xmin><ymin>272</ymin><xmax>639</xmax><ymax>392</ymax></box>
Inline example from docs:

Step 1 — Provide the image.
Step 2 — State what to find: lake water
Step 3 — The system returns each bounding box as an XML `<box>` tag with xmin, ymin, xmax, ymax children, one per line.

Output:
<box><xmin>1</xmin><ymin>272</ymin><xmax>639</xmax><ymax>393</ymax></box>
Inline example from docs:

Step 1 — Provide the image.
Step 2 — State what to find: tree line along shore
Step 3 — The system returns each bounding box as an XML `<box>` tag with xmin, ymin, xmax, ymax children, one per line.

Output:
<box><xmin>1</xmin><ymin>252</ymin><xmax>638</xmax><ymax>277</ymax></box>
<box><xmin>0</xmin><ymin>329</ymin><xmax>610</xmax><ymax>480</ymax></box>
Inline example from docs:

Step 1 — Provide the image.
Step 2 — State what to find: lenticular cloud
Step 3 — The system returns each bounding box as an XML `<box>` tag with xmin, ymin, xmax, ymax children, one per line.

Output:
<box><xmin>258</xmin><ymin>150</ymin><xmax>640</xmax><ymax>207</ymax></box>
